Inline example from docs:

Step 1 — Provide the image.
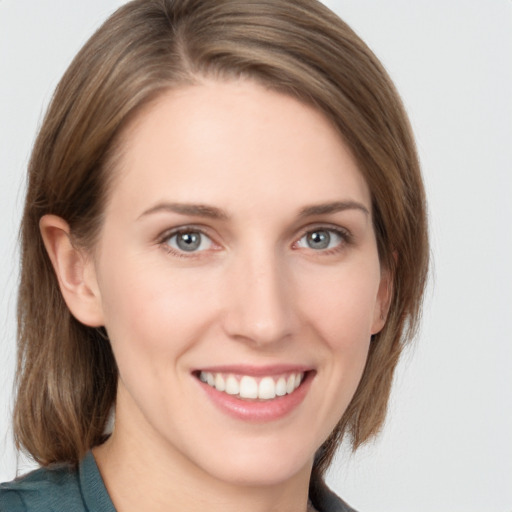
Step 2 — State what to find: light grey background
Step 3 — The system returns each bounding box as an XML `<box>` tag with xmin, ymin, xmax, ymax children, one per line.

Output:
<box><xmin>1</xmin><ymin>1</ymin><xmax>511</xmax><ymax>511</ymax></box>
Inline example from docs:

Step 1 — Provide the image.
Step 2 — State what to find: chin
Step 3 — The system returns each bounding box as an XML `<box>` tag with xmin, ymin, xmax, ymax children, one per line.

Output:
<box><xmin>189</xmin><ymin>437</ymin><xmax>315</xmax><ymax>488</ymax></box>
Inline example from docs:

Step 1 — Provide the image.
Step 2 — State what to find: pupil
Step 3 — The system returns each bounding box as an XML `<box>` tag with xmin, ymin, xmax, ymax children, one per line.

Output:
<box><xmin>308</xmin><ymin>230</ymin><xmax>330</xmax><ymax>249</ymax></box>
<box><xmin>177</xmin><ymin>232</ymin><xmax>201</xmax><ymax>251</ymax></box>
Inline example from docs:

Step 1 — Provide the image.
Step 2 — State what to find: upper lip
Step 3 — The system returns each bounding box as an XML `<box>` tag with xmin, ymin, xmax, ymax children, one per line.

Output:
<box><xmin>192</xmin><ymin>364</ymin><xmax>313</xmax><ymax>377</ymax></box>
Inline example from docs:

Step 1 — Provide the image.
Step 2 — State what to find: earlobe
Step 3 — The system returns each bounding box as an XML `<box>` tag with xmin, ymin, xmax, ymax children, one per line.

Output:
<box><xmin>39</xmin><ymin>214</ymin><xmax>104</xmax><ymax>327</ymax></box>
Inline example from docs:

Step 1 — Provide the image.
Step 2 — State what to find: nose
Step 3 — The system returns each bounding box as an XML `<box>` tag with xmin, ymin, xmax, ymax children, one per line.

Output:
<box><xmin>222</xmin><ymin>249</ymin><xmax>297</xmax><ymax>347</ymax></box>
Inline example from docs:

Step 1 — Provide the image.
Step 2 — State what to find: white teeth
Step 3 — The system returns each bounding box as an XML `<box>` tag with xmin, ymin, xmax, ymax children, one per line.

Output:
<box><xmin>214</xmin><ymin>373</ymin><xmax>226</xmax><ymax>392</ymax></box>
<box><xmin>258</xmin><ymin>377</ymin><xmax>276</xmax><ymax>399</ymax></box>
<box><xmin>275</xmin><ymin>377</ymin><xmax>287</xmax><ymax>396</ymax></box>
<box><xmin>225</xmin><ymin>375</ymin><xmax>239</xmax><ymax>395</ymax></box>
<box><xmin>286</xmin><ymin>374</ymin><xmax>296</xmax><ymax>394</ymax></box>
<box><xmin>198</xmin><ymin>371</ymin><xmax>305</xmax><ymax>400</ymax></box>
<box><xmin>239</xmin><ymin>376</ymin><xmax>258</xmax><ymax>399</ymax></box>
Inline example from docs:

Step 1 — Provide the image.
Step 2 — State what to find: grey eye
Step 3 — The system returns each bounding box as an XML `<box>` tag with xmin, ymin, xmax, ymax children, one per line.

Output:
<box><xmin>297</xmin><ymin>229</ymin><xmax>343</xmax><ymax>251</ymax></box>
<box><xmin>307</xmin><ymin>230</ymin><xmax>330</xmax><ymax>249</ymax></box>
<box><xmin>167</xmin><ymin>231</ymin><xmax>212</xmax><ymax>252</ymax></box>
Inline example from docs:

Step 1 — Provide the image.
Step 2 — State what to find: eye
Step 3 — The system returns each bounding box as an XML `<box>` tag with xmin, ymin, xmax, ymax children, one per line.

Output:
<box><xmin>165</xmin><ymin>229</ymin><xmax>213</xmax><ymax>253</ymax></box>
<box><xmin>296</xmin><ymin>228</ymin><xmax>345</xmax><ymax>251</ymax></box>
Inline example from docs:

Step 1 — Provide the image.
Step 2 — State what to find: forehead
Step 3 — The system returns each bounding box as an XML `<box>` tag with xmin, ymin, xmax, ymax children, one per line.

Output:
<box><xmin>107</xmin><ymin>79</ymin><xmax>371</xmax><ymax>219</ymax></box>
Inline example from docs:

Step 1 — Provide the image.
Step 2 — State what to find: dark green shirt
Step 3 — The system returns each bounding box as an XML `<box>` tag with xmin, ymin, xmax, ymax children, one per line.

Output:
<box><xmin>0</xmin><ymin>452</ymin><xmax>355</xmax><ymax>511</ymax></box>
<box><xmin>0</xmin><ymin>452</ymin><xmax>115</xmax><ymax>512</ymax></box>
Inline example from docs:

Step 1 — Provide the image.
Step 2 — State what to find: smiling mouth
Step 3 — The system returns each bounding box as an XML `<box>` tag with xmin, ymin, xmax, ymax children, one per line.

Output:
<box><xmin>197</xmin><ymin>371</ymin><xmax>306</xmax><ymax>401</ymax></box>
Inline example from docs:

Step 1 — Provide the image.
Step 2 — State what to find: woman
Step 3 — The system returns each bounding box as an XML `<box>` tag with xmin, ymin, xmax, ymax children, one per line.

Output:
<box><xmin>0</xmin><ymin>0</ymin><xmax>428</xmax><ymax>511</ymax></box>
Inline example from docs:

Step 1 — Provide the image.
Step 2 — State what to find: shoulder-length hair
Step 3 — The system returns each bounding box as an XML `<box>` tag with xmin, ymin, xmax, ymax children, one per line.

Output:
<box><xmin>15</xmin><ymin>0</ymin><xmax>428</xmax><ymax>477</ymax></box>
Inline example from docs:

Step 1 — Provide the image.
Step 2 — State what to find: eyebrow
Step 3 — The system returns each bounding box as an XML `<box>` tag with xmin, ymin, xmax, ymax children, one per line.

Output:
<box><xmin>138</xmin><ymin>200</ymin><xmax>369</xmax><ymax>222</ymax></box>
<box><xmin>298</xmin><ymin>201</ymin><xmax>370</xmax><ymax>218</ymax></box>
<box><xmin>138</xmin><ymin>202</ymin><xmax>230</xmax><ymax>221</ymax></box>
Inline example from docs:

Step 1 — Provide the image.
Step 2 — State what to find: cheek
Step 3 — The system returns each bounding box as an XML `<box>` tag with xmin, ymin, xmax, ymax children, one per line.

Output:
<box><xmin>294</xmin><ymin>265</ymin><xmax>378</xmax><ymax>444</ymax></box>
<box><xmin>95</xmin><ymin>259</ymin><xmax>221</xmax><ymax>431</ymax></box>
<box><xmin>97</xmin><ymin>257</ymin><xmax>218</xmax><ymax>367</ymax></box>
<box><xmin>296</xmin><ymin>261</ymin><xmax>382</xmax><ymax>349</ymax></box>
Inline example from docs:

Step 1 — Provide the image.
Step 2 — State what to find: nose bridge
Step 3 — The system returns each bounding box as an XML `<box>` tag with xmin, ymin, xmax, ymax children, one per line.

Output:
<box><xmin>223</xmin><ymin>243</ymin><xmax>295</xmax><ymax>346</ymax></box>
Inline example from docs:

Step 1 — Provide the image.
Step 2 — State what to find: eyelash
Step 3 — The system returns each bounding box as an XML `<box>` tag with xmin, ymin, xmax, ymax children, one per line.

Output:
<box><xmin>157</xmin><ymin>225</ymin><xmax>352</xmax><ymax>258</ymax></box>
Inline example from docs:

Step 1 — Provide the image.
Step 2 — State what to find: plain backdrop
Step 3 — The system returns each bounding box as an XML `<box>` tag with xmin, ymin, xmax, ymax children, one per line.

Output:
<box><xmin>1</xmin><ymin>1</ymin><xmax>511</xmax><ymax>511</ymax></box>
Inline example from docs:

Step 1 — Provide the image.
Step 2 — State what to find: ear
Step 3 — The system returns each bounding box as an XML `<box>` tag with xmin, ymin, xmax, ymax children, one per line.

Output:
<box><xmin>371</xmin><ymin>265</ymin><xmax>393</xmax><ymax>335</ymax></box>
<box><xmin>39</xmin><ymin>214</ymin><xmax>104</xmax><ymax>327</ymax></box>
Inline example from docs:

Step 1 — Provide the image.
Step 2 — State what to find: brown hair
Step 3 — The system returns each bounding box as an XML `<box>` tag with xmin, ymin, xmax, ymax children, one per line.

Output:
<box><xmin>15</xmin><ymin>0</ymin><xmax>428</xmax><ymax>477</ymax></box>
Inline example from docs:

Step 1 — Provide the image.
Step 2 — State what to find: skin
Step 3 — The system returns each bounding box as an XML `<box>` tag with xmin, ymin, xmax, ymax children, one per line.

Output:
<box><xmin>41</xmin><ymin>79</ymin><xmax>390</xmax><ymax>512</ymax></box>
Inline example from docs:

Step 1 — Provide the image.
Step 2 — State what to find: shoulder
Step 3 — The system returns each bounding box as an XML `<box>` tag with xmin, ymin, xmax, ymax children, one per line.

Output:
<box><xmin>0</xmin><ymin>452</ymin><xmax>115</xmax><ymax>512</ymax></box>
<box><xmin>0</xmin><ymin>463</ymin><xmax>84</xmax><ymax>512</ymax></box>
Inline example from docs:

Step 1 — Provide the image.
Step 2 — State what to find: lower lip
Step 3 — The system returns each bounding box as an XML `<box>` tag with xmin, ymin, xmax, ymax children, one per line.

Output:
<box><xmin>197</xmin><ymin>372</ymin><xmax>313</xmax><ymax>422</ymax></box>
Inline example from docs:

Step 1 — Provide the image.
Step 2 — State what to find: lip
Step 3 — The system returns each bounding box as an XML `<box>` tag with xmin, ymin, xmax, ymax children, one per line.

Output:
<box><xmin>194</xmin><ymin>364</ymin><xmax>313</xmax><ymax>376</ymax></box>
<box><xmin>194</xmin><ymin>366</ymin><xmax>315</xmax><ymax>422</ymax></box>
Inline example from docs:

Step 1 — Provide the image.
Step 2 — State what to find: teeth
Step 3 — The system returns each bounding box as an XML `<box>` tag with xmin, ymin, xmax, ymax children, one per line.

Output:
<box><xmin>286</xmin><ymin>374</ymin><xmax>296</xmax><ymax>394</ymax></box>
<box><xmin>239</xmin><ymin>376</ymin><xmax>258</xmax><ymax>399</ymax></box>
<box><xmin>225</xmin><ymin>375</ymin><xmax>239</xmax><ymax>395</ymax></box>
<box><xmin>214</xmin><ymin>373</ymin><xmax>226</xmax><ymax>392</ymax></box>
<box><xmin>275</xmin><ymin>377</ymin><xmax>287</xmax><ymax>397</ymax></box>
<box><xmin>198</xmin><ymin>371</ymin><xmax>304</xmax><ymax>400</ymax></box>
<box><xmin>258</xmin><ymin>377</ymin><xmax>276</xmax><ymax>399</ymax></box>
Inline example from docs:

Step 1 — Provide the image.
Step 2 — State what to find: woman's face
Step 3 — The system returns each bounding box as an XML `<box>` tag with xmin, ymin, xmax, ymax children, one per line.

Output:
<box><xmin>87</xmin><ymin>80</ymin><xmax>389</xmax><ymax>486</ymax></box>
